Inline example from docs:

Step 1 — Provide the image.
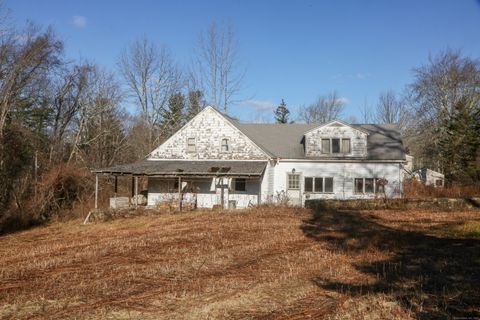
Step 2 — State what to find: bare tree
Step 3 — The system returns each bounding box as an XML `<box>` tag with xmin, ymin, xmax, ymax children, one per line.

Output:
<box><xmin>192</xmin><ymin>20</ymin><xmax>244</xmax><ymax>113</ymax></box>
<box><xmin>118</xmin><ymin>37</ymin><xmax>182</xmax><ymax>152</ymax></box>
<box><xmin>47</xmin><ymin>64</ymin><xmax>90</xmax><ymax>163</ymax></box>
<box><xmin>360</xmin><ymin>98</ymin><xmax>374</xmax><ymax>123</ymax></box>
<box><xmin>298</xmin><ymin>91</ymin><xmax>346</xmax><ymax>123</ymax></box>
<box><xmin>375</xmin><ymin>90</ymin><xmax>410</xmax><ymax>131</ymax></box>
<box><xmin>0</xmin><ymin>25</ymin><xmax>62</xmax><ymax>139</ymax></box>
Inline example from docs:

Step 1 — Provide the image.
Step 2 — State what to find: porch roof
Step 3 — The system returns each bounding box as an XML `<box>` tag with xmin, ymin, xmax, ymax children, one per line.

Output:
<box><xmin>93</xmin><ymin>160</ymin><xmax>267</xmax><ymax>177</ymax></box>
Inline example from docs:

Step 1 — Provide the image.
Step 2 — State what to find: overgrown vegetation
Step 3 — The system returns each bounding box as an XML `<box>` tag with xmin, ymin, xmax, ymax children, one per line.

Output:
<box><xmin>0</xmin><ymin>206</ymin><xmax>479</xmax><ymax>319</ymax></box>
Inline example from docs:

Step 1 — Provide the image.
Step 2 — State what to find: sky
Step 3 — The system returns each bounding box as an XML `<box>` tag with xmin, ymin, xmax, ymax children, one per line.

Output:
<box><xmin>5</xmin><ymin>0</ymin><xmax>480</xmax><ymax>122</ymax></box>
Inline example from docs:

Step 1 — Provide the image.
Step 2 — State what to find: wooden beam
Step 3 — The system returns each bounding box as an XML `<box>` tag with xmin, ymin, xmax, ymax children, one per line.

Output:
<box><xmin>178</xmin><ymin>176</ymin><xmax>182</xmax><ymax>211</ymax></box>
<box><xmin>114</xmin><ymin>175</ymin><xmax>118</xmax><ymax>198</ymax></box>
<box><xmin>94</xmin><ymin>174</ymin><xmax>99</xmax><ymax>210</ymax></box>
<box><xmin>134</xmin><ymin>176</ymin><xmax>139</xmax><ymax>208</ymax></box>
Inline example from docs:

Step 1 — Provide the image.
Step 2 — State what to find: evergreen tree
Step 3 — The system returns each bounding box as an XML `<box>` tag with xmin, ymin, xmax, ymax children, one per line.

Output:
<box><xmin>274</xmin><ymin>99</ymin><xmax>290</xmax><ymax>124</ymax></box>
<box><xmin>186</xmin><ymin>90</ymin><xmax>204</xmax><ymax>120</ymax></box>
<box><xmin>162</xmin><ymin>92</ymin><xmax>186</xmax><ymax>137</ymax></box>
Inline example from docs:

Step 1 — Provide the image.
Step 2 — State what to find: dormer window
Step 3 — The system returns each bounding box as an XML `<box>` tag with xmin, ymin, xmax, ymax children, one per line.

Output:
<box><xmin>321</xmin><ymin>138</ymin><xmax>351</xmax><ymax>154</ymax></box>
<box><xmin>221</xmin><ymin>138</ymin><xmax>230</xmax><ymax>152</ymax></box>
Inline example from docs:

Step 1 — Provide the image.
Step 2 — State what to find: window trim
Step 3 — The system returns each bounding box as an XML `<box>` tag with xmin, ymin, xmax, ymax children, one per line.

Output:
<box><xmin>303</xmin><ymin>176</ymin><xmax>334</xmax><ymax>194</ymax></box>
<box><xmin>233</xmin><ymin>178</ymin><xmax>246</xmax><ymax>192</ymax></box>
<box><xmin>187</xmin><ymin>137</ymin><xmax>196</xmax><ymax>153</ymax></box>
<box><xmin>220</xmin><ymin>137</ymin><xmax>230</xmax><ymax>153</ymax></box>
<box><xmin>354</xmin><ymin>177</ymin><xmax>383</xmax><ymax>194</ymax></box>
<box><xmin>287</xmin><ymin>173</ymin><xmax>301</xmax><ymax>190</ymax></box>
<box><xmin>321</xmin><ymin>138</ymin><xmax>352</xmax><ymax>155</ymax></box>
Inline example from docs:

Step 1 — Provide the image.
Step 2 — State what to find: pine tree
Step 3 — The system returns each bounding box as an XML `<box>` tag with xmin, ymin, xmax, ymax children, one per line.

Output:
<box><xmin>186</xmin><ymin>90</ymin><xmax>204</xmax><ymax>121</ymax></box>
<box><xmin>162</xmin><ymin>92</ymin><xmax>186</xmax><ymax>137</ymax></box>
<box><xmin>274</xmin><ymin>99</ymin><xmax>290</xmax><ymax>124</ymax></box>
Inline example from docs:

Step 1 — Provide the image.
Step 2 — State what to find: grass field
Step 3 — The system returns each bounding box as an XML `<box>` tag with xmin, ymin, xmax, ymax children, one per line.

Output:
<box><xmin>1</xmin><ymin>206</ymin><xmax>479</xmax><ymax>319</ymax></box>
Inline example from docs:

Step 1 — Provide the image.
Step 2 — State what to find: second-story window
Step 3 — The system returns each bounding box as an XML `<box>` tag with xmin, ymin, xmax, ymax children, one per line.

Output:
<box><xmin>321</xmin><ymin>138</ymin><xmax>351</xmax><ymax>154</ymax></box>
<box><xmin>342</xmin><ymin>139</ymin><xmax>351</xmax><ymax>153</ymax></box>
<box><xmin>187</xmin><ymin>137</ymin><xmax>196</xmax><ymax>152</ymax></box>
<box><xmin>221</xmin><ymin>138</ymin><xmax>230</xmax><ymax>152</ymax></box>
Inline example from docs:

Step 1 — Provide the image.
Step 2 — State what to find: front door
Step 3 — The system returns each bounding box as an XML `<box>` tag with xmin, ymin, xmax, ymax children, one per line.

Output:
<box><xmin>286</xmin><ymin>173</ymin><xmax>302</xmax><ymax>206</ymax></box>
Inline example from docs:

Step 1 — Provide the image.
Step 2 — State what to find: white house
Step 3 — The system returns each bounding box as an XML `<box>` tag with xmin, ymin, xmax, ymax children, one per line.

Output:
<box><xmin>94</xmin><ymin>106</ymin><xmax>407</xmax><ymax>209</ymax></box>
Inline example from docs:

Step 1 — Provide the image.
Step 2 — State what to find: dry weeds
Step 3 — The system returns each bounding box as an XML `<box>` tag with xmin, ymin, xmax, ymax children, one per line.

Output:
<box><xmin>0</xmin><ymin>207</ymin><xmax>479</xmax><ymax>319</ymax></box>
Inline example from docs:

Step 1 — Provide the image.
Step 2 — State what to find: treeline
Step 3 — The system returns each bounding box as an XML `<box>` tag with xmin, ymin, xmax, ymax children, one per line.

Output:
<box><xmin>0</xmin><ymin>9</ymin><xmax>243</xmax><ymax>229</ymax></box>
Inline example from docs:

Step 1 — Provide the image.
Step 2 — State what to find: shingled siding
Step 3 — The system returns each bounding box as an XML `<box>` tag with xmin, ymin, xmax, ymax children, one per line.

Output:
<box><xmin>149</xmin><ymin>108</ymin><xmax>267</xmax><ymax>160</ymax></box>
<box><xmin>305</xmin><ymin>124</ymin><xmax>368</xmax><ymax>158</ymax></box>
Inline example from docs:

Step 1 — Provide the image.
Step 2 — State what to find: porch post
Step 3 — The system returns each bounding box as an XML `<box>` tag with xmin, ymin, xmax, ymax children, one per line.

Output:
<box><xmin>178</xmin><ymin>176</ymin><xmax>182</xmax><ymax>211</ymax></box>
<box><xmin>114</xmin><ymin>175</ymin><xmax>118</xmax><ymax>198</ymax></box>
<box><xmin>134</xmin><ymin>176</ymin><xmax>139</xmax><ymax>208</ymax></box>
<box><xmin>94</xmin><ymin>174</ymin><xmax>99</xmax><ymax>210</ymax></box>
<box><xmin>220</xmin><ymin>177</ymin><xmax>225</xmax><ymax>209</ymax></box>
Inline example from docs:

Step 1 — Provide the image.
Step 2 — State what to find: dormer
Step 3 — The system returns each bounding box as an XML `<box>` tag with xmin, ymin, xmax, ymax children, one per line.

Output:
<box><xmin>304</xmin><ymin>120</ymin><xmax>368</xmax><ymax>158</ymax></box>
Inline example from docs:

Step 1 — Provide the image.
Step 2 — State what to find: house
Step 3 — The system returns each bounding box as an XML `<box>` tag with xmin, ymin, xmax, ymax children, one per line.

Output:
<box><xmin>93</xmin><ymin>106</ymin><xmax>407</xmax><ymax>209</ymax></box>
<box><xmin>412</xmin><ymin>168</ymin><xmax>445</xmax><ymax>187</ymax></box>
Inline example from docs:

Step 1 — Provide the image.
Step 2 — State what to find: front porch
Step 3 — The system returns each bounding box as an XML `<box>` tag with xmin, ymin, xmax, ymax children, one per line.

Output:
<box><xmin>92</xmin><ymin>160</ymin><xmax>267</xmax><ymax>211</ymax></box>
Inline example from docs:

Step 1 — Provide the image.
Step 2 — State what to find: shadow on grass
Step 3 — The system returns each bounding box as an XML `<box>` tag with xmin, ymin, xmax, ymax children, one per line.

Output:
<box><xmin>301</xmin><ymin>209</ymin><xmax>480</xmax><ymax>319</ymax></box>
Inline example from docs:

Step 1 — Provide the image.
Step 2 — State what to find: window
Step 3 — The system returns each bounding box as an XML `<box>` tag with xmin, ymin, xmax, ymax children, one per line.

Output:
<box><xmin>187</xmin><ymin>137</ymin><xmax>196</xmax><ymax>152</ymax></box>
<box><xmin>342</xmin><ymin>139</ymin><xmax>351</xmax><ymax>153</ymax></box>
<box><xmin>375</xmin><ymin>178</ymin><xmax>386</xmax><ymax>194</ymax></box>
<box><xmin>288</xmin><ymin>174</ymin><xmax>300</xmax><ymax>190</ymax></box>
<box><xmin>355</xmin><ymin>178</ymin><xmax>364</xmax><ymax>193</ymax></box>
<box><xmin>304</xmin><ymin>177</ymin><xmax>313</xmax><ymax>192</ymax></box>
<box><xmin>234</xmin><ymin>178</ymin><xmax>246</xmax><ymax>191</ymax></box>
<box><xmin>221</xmin><ymin>138</ymin><xmax>230</xmax><ymax>152</ymax></box>
<box><xmin>324</xmin><ymin>177</ymin><xmax>334</xmax><ymax>193</ymax></box>
<box><xmin>321</xmin><ymin>139</ymin><xmax>330</xmax><ymax>154</ymax></box>
<box><xmin>321</xmin><ymin>138</ymin><xmax>351</xmax><ymax>154</ymax></box>
<box><xmin>365</xmin><ymin>178</ymin><xmax>374</xmax><ymax>193</ymax></box>
<box><xmin>435</xmin><ymin>179</ymin><xmax>443</xmax><ymax>187</ymax></box>
<box><xmin>332</xmin><ymin>138</ymin><xmax>340</xmax><ymax>153</ymax></box>
<box><xmin>303</xmin><ymin>177</ymin><xmax>333</xmax><ymax>193</ymax></box>
<box><xmin>314</xmin><ymin>177</ymin><xmax>323</xmax><ymax>192</ymax></box>
<box><xmin>355</xmin><ymin>178</ymin><xmax>380</xmax><ymax>194</ymax></box>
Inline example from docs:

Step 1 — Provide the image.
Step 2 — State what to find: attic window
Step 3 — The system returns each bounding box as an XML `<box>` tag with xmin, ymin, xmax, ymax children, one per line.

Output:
<box><xmin>221</xmin><ymin>138</ymin><xmax>230</xmax><ymax>152</ymax></box>
<box><xmin>187</xmin><ymin>137</ymin><xmax>196</xmax><ymax>153</ymax></box>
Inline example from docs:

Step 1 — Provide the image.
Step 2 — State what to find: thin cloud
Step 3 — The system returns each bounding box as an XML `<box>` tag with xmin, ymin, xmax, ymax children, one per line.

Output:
<box><xmin>71</xmin><ymin>15</ymin><xmax>87</xmax><ymax>28</ymax></box>
<box><xmin>332</xmin><ymin>73</ymin><xmax>372</xmax><ymax>80</ymax></box>
<box><xmin>241</xmin><ymin>99</ymin><xmax>277</xmax><ymax>111</ymax></box>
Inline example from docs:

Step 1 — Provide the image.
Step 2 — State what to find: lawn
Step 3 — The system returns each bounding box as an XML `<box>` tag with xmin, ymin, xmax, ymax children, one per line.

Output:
<box><xmin>0</xmin><ymin>207</ymin><xmax>479</xmax><ymax>319</ymax></box>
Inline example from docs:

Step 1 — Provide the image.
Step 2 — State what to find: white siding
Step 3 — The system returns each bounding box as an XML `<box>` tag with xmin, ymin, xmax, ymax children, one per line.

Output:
<box><xmin>147</xmin><ymin>177</ymin><xmax>260</xmax><ymax>209</ymax></box>
<box><xmin>271</xmin><ymin>161</ymin><xmax>403</xmax><ymax>204</ymax></box>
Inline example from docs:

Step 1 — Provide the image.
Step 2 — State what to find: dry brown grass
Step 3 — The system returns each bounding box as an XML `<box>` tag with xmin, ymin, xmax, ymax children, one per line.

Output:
<box><xmin>404</xmin><ymin>179</ymin><xmax>480</xmax><ymax>198</ymax></box>
<box><xmin>0</xmin><ymin>207</ymin><xmax>479</xmax><ymax>319</ymax></box>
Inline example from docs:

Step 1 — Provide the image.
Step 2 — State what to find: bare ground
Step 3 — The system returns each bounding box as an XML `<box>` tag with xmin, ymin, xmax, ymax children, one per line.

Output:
<box><xmin>0</xmin><ymin>207</ymin><xmax>479</xmax><ymax>319</ymax></box>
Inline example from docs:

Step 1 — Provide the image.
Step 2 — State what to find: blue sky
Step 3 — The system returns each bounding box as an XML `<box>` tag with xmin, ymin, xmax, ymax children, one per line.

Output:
<box><xmin>5</xmin><ymin>0</ymin><xmax>480</xmax><ymax>122</ymax></box>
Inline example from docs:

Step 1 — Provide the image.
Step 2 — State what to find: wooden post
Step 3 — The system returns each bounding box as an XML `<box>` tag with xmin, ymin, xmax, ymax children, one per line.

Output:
<box><xmin>178</xmin><ymin>176</ymin><xmax>182</xmax><ymax>211</ymax></box>
<box><xmin>95</xmin><ymin>174</ymin><xmax>99</xmax><ymax>210</ymax></box>
<box><xmin>220</xmin><ymin>177</ymin><xmax>225</xmax><ymax>209</ymax></box>
<box><xmin>134</xmin><ymin>176</ymin><xmax>138</xmax><ymax>208</ymax></box>
<box><xmin>131</xmin><ymin>176</ymin><xmax>134</xmax><ymax>197</ymax></box>
<box><xmin>114</xmin><ymin>175</ymin><xmax>118</xmax><ymax>198</ymax></box>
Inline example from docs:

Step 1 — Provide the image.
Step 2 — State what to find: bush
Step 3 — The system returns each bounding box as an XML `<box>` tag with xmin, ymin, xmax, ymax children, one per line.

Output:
<box><xmin>0</xmin><ymin>164</ymin><xmax>92</xmax><ymax>234</ymax></box>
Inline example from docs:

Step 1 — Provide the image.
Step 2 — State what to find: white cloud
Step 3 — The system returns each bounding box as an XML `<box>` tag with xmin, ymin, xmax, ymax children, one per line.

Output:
<box><xmin>71</xmin><ymin>15</ymin><xmax>87</xmax><ymax>28</ymax></box>
<box><xmin>241</xmin><ymin>99</ymin><xmax>277</xmax><ymax>111</ymax></box>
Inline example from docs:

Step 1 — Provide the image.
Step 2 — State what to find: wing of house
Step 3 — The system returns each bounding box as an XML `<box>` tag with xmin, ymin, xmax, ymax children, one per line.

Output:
<box><xmin>94</xmin><ymin>106</ymin><xmax>407</xmax><ymax>208</ymax></box>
